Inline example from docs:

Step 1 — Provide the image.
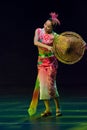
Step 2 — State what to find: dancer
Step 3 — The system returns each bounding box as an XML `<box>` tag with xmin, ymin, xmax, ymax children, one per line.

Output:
<box><xmin>28</xmin><ymin>12</ymin><xmax>62</xmax><ymax>117</ymax></box>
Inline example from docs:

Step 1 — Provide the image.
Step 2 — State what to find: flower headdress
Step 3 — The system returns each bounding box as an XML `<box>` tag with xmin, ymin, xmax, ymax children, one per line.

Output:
<box><xmin>49</xmin><ymin>12</ymin><xmax>60</xmax><ymax>26</ymax></box>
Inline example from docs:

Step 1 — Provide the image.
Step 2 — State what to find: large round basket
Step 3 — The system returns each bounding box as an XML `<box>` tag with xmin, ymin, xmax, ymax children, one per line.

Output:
<box><xmin>53</xmin><ymin>31</ymin><xmax>85</xmax><ymax>64</ymax></box>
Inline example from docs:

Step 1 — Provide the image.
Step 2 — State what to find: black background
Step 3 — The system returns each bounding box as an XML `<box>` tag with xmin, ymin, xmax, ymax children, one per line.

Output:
<box><xmin>0</xmin><ymin>0</ymin><xmax>87</xmax><ymax>97</ymax></box>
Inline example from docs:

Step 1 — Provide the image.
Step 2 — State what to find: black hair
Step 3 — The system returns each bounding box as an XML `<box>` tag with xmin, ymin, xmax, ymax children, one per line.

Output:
<box><xmin>48</xmin><ymin>18</ymin><xmax>57</xmax><ymax>29</ymax></box>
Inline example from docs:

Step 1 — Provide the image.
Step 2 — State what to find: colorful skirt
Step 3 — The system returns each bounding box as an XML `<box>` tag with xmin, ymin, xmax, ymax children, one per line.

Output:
<box><xmin>28</xmin><ymin>55</ymin><xmax>59</xmax><ymax>116</ymax></box>
<box><xmin>38</xmin><ymin>56</ymin><xmax>59</xmax><ymax>99</ymax></box>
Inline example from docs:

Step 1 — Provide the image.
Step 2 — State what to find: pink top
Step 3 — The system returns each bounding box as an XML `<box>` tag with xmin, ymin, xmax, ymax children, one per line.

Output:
<box><xmin>36</xmin><ymin>28</ymin><xmax>54</xmax><ymax>46</ymax></box>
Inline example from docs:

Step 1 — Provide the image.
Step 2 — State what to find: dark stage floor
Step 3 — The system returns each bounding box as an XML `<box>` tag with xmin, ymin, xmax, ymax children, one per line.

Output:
<box><xmin>0</xmin><ymin>95</ymin><xmax>87</xmax><ymax>130</ymax></box>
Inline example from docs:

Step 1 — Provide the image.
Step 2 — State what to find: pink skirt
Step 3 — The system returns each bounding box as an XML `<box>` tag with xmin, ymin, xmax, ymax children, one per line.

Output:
<box><xmin>38</xmin><ymin>56</ymin><xmax>59</xmax><ymax>100</ymax></box>
<box><xmin>28</xmin><ymin>55</ymin><xmax>59</xmax><ymax>116</ymax></box>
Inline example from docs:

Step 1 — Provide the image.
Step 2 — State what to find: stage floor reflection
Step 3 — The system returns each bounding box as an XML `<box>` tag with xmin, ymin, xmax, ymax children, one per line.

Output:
<box><xmin>0</xmin><ymin>95</ymin><xmax>87</xmax><ymax>130</ymax></box>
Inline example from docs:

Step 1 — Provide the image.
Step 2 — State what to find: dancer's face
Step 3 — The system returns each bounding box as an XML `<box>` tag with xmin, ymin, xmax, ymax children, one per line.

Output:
<box><xmin>44</xmin><ymin>20</ymin><xmax>53</xmax><ymax>33</ymax></box>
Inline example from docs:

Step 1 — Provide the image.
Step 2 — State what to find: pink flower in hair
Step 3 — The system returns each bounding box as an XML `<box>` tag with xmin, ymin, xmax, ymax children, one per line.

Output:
<box><xmin>49</xmin><ymin>12</ymin><xmax>60</xmax><ymax>25</ymax></box>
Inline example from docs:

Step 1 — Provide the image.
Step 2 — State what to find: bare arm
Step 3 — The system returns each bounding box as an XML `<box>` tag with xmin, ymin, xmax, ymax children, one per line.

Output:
<box><xmin>34</xmin><ymin>29</ymin><xmax>53</xmax><ymax>51</ymax></box>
